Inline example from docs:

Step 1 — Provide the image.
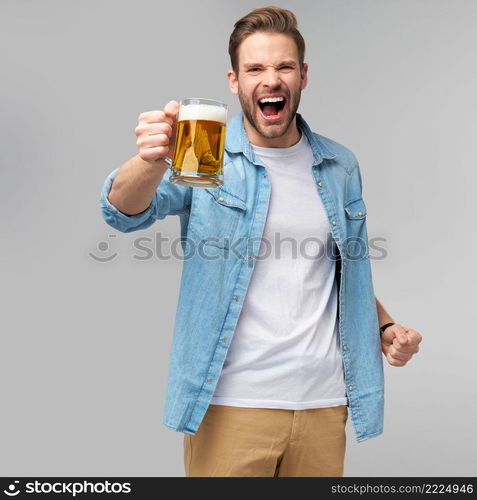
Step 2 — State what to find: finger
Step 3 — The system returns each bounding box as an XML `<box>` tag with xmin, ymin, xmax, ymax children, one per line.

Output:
<box><xmin>406</xmin><ymin>329</ymin><xmax>423</xmax><ymax>346</ymax></box>
<box><xmin>164</xmin><ymin>100</ymin><xmax>180</xmax><ymax>118</ymax></box>
<box><xmin>389</xmin><ymin>345</ymin><xmax>413</xmax><ymax>361</ymax></box>
<box><xmin>387</xmin><ymin>353</ymin><xmax>406</xmax><ymax>367</ymax></box>
<box><xmin>139</xmin><ymin>145</ymin><xmax>170</xmax><ymax>162</ymax></box>
<box><xmin>135</xmin><ymin>122</ymin><xmax>173</xmax><ymax>137</ymax></box>
<box><xmin>137</xmin><ymin>134</ymin><xmax>170</xmax><ymax>149</ymax></box>
<box><xmin>138</xmin><ymin>110</ymin><xmax>173</xmax><ymax>126</ymax></box>
<box><xmin>392</xmin><ymin>338</ymin><xmax>419</xmax><ymax>353</ymax></box>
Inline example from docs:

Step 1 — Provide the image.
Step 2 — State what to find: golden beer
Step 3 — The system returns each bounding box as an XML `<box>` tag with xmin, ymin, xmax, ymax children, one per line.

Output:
<box><xmin>169</xmin><ymin>98</ymin><xmax>227</xmax><ymax>188</ymax></box>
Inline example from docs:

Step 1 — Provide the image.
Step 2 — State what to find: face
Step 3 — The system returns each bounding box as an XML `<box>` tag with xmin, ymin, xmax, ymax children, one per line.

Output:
<box><xmin>228</xmin><ymin>32</ymin><xmax>308</xmax><ymax>147</ymax></box>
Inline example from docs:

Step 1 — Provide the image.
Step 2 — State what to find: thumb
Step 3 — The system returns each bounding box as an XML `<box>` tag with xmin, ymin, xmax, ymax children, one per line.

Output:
<box><xmin>395</xmin><ymin>325</ymin><xmax>408</xmax><ymax>345</ymax></box>
<box><xmin>163</xmin><ymin>100</ymin><xmax>179</xmax><ymax>162</ymax></box>
<box><xmin>164</xmin><ymin>100</ymin><xmax>180</xmax><ymax>119</ymax></box>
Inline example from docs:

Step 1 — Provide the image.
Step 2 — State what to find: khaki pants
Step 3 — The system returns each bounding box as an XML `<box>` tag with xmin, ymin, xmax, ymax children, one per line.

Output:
<box><xmin>183</xmin><ymin>404</ymin><xmax>348</xmax><ymax>477</ymax></box>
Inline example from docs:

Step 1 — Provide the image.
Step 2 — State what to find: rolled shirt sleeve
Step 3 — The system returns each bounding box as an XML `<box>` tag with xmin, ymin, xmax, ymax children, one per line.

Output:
<box><xmin>100</xmin><ymin>166</ymin><xmax>192</xmax><ymax>233</ymax></box>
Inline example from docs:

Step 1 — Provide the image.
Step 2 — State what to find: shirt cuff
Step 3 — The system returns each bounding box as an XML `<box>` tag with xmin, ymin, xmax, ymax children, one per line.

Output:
<box><xmin>100</xmin><ymin>167</ymin><xmax>158</xmax><ymax>232</ymax></box>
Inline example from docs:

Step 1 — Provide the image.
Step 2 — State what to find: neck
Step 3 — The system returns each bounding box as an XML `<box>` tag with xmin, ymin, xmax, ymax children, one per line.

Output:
<box><xmin>243</xmin><ymin>115</ymin><xmax>301</xmax><ymax>148</ymax></box>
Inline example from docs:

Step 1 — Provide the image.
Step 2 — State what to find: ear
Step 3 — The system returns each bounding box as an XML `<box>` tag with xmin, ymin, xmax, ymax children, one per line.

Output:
<box><xmin>300</xmin><ymin>63</ymin><xmax>308</xmax><ymax>91</ymax></box>
<box><xmin>227</xmin><ymin>69</ymin><xmax>239</xmax><ymax>95</ymax></box>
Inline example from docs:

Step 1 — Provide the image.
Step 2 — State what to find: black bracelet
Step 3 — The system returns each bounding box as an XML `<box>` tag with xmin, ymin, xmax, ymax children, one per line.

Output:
<box><xmin>379</xmin><ymin>322</ymin><xmax>395</xmax><ymax>335</ymax></box>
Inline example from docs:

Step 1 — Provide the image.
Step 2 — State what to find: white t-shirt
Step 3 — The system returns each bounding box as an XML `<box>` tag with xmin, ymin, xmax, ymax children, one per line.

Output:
<box><xmin>211</xmin><ymin>132</ymin><xmax>347</xmax><ymax>409</ymax></box>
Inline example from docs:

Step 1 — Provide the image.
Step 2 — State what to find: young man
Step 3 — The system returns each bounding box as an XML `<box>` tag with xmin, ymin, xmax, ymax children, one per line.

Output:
<box><xmin>100</xmin><ymin>7</ymin><xmax>422</xmax><ymax>477</ymax></box>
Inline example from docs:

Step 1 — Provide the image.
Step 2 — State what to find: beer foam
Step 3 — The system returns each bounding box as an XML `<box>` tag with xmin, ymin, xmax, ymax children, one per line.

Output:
<box><xmin>178</xmin><ymin>104</ymin><xmax>226</xmax><ymax>123</ymax></box>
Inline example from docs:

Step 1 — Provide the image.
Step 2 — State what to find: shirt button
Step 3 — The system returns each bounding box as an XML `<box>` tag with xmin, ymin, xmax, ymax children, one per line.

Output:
<box><xmin>331</xmin><ymin>220</ymin><xmax>337</xmax><ymax>225</ymax></box>
<box><xmin>245</xmin><ymin>255</ymin><xmax>253</xmax><ymax>260</ymax></box>
<box><xmin>348</xmin><ymin>385</ymin><xmax>353</xmax><ymax>391</ymax></box>
<box><xmin>317</xmin><ymin>181</ymin><xmax>323</xmax><ymax>187</ymax></box>
<box><xmin>220</xmin><ymin>337</ymin><xmax>228</xmax><ymax>343</ymax></box>
<box><xmin>233</xmin><ymin>295</ymin><xmax>240</xmax><ymax>301</ymax></box>
<box><xmin>255</xmin><ymin>213</ymin><xmax>262</xmax><ymax>219</ymax></box>
<box><xmin>218</xmin><ymin>196</ymin><xmax>224</xmax><ymax>202</ymax></box>
<box><xmin>262</xmin><ymin>173</ymin><xmax>267</xmax><ymax>178</ymax></box>
<box><xmin>207</xmin><ymin>378</ymin><xmax>213</xmax><ymax>383</ymax></box>
<box><xmin>357</xmin><ymin>211</ymin><xmax>363</xmax><ymax>216</ymax></box>
<box><xmin>343</xmin><ymin>345</ymin><xmax>348</xmax><ymax>350</ymax></box>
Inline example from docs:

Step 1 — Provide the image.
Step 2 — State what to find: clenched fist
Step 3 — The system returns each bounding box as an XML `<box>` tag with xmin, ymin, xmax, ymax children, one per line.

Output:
<box><xmin>380</xmin><ymin>324</ymin><xmax>422</xmax><ymax>367</ymax></box>
<box><xmin>134</xmin><ymin>100</ymin><xmax>179</xmax><ymax>167</ymax></box>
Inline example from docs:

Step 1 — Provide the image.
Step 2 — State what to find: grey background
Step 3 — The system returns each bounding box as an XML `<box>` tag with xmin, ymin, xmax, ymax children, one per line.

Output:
<box><xmin>1</xmin><ymin>0</ymin><xmax>476</xmax><ymax>477</ymax></box>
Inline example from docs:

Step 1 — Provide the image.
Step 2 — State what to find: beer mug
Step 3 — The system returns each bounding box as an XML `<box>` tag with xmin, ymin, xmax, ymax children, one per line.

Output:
<box><xmin>168</xmin><ymin>98</ymin><xmax>227</xmax><ymax>188</ymax></box>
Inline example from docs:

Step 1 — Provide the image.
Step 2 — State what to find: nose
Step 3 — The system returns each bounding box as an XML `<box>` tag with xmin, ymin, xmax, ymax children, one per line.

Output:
<box><xmin>262</xmin><ymin>66</ymin><xmax>281</xmax><ymax>88</ymax></box>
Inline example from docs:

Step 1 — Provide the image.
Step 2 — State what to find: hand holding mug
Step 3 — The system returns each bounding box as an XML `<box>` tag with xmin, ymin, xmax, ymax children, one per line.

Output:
<box><xmin>134</xmin><ymin>100</ymin><xmax>179</xmax><ymax>168</ymax></box>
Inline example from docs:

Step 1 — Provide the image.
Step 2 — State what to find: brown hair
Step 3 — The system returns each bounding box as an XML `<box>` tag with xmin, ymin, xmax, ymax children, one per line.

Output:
<box><xmin>228</xmin><ymin>6</ymin><xmax>306</xmax><ymax>73</ymax></box>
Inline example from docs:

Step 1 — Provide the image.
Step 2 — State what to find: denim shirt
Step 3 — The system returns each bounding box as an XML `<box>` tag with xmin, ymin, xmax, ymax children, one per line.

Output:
<box><xmin>100</xmin><ymin>112</ymin><xmax>385</xmax><ymax>443</ymax></box>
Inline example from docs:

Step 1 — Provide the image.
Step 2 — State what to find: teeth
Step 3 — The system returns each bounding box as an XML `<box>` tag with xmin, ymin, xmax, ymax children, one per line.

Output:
<box><xmin>258</xmin><ymin>97</ymin><xmax>284</xmax><ymax>103</ymax></box>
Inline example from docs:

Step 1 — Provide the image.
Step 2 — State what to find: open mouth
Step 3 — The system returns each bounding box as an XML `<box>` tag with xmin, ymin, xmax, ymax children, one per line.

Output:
<box><xmin>257</xmin><ymin>96</ymin><xmax>286</xmax><ymax>121</ymax></box>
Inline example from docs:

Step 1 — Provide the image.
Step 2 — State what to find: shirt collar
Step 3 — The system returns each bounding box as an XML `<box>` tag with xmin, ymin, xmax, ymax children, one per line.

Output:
<box><xmin>224</xmin><ymin>111</ymin><xmax>336</xmax><ymax>166</ymax></box>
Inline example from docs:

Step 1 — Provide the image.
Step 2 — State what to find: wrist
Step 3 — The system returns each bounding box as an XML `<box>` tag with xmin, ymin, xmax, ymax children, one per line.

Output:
<box><xmin>379</xmin><ymin>322</ymin><xmax>395</xmax><ymax>335</ymax></box>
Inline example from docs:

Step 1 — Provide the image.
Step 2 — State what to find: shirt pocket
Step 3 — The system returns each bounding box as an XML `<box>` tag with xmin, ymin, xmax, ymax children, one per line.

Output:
<box><xmin>187</xmin><ymin>188</ymin><xmax>247</xmax><ymax>248</ymax></box>
<box><xmin>343</xmin><ymin>197</ymin><xmax>369</xmax><ymax>260</ymax></box>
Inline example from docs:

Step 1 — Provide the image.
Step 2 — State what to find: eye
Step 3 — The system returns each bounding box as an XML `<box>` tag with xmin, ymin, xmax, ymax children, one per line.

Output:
<box><xmin>247</xmin><ymin>67</ymin><xmax>261</xmax><ymax>73</ymax></box>
<box><xmin>279</xmin><ymin>65</ymin><xmax>294</xmax><ymax>72</ymax></box>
